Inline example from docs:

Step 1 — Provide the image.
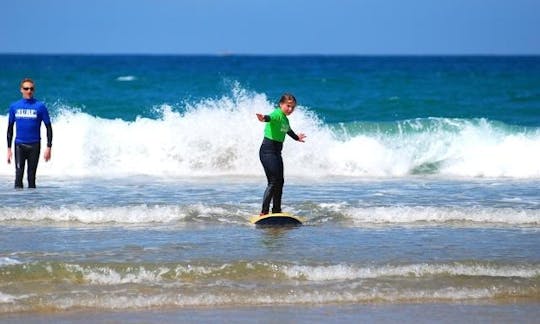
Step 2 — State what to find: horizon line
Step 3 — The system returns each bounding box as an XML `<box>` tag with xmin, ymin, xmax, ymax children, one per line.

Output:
<box><xmin>1</xmin><ymin>52</ymin><xmax>539</xmax><ymax>57</ymax></box>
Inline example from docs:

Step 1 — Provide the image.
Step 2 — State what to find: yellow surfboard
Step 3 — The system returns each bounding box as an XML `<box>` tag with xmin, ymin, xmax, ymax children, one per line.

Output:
<box><xmin>250</xmin><ymin>212</ymin><xmax>304</xmax><ymax>226</ymax></box>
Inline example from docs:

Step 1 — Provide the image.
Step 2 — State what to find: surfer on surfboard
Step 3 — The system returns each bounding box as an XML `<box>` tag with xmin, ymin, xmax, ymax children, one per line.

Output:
<box><xmin>256</xmin><ymin>93</ymin><xmax>306</xmax><ymax>217</ymax></box>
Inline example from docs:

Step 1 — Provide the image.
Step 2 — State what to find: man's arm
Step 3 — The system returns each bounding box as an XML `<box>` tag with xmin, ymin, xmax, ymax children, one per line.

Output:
<box><xmin>44</xmin><ymin>123</ymin><xmax>52</xmax><ymax>161</ymax></box>
<box><xmin>45</xmin><ymin>123</ymin><xmax>52</xmax><ymax>148</ymax></box>
<box><xmin>7</xmin><ymin>121</ymin><xmax>13</xmax><ymax>148</ymax></box>
<box><xmin>7</xmin><ymin>121</ymin><xmax>14</xmax><ymax>163</ymax></box>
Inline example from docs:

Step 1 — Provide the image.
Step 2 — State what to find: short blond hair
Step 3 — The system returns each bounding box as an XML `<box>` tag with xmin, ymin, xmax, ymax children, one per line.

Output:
<box><xmin>20</xmin><ymin>78</ymin><xmax>35</xmax><ymax>88</ymax></box>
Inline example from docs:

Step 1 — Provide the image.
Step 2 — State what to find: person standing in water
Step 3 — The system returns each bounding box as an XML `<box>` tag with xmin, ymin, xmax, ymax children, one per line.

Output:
<box><xmin>256</xmin><ymin>93</ymin><xmax>306</xmax><ymax>216</ymax></box>
<box><xmin>7</xmin><ymin>78</ymin><xmax>53</xmax><ymax>189</ymax></box>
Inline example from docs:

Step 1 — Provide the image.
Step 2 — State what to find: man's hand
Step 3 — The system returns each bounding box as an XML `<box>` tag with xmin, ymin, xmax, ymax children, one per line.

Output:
<box><xmin>44</xmin><ymin>147</ymin><xmax>51</xmax><ymax>162</ymax></box>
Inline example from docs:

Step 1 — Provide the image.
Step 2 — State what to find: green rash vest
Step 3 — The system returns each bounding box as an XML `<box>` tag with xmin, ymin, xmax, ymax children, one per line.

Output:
<box><xmin>264</xmin><ymin>108</ymin><xmax>290</xmax><ymax>142</ymax></box>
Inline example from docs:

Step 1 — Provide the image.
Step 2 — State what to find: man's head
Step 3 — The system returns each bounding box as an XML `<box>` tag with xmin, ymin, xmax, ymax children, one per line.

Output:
<box><xmin>20</xmin><ymin>78</ymin><xmax>35</xmax><ymax>99</ymax></box>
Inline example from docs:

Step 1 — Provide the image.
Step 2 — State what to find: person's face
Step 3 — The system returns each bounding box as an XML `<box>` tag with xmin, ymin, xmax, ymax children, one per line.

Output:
<box><xmin>20</xmin><ymin>82</ymin><xmax>35</xmax><ymax>99</ymax></box>
<box><xmin>279</xmin><ymin>99</ymin><xmax>296</xmax><ymax>115</ymax></box>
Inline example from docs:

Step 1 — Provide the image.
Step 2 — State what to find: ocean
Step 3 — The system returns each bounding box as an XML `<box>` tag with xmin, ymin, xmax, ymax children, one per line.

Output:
<box><xmin>0</xmin><ymin>55</ymin><xmax>539</xmax><ymax>322</ymax></box>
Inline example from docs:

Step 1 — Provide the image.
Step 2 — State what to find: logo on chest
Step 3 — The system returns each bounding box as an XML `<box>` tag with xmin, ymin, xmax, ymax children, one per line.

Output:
<box><xmin>15</xmin><ymin>109</ymin><xmax>37</xmax><ymax>119</ymax></box>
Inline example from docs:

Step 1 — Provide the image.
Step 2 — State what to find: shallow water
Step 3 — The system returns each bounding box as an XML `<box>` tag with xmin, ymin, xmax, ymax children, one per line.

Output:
<box><xmin>0</xmin><ymin>176</ymin><xmax>538</xmax><ymax>314</ymax></box>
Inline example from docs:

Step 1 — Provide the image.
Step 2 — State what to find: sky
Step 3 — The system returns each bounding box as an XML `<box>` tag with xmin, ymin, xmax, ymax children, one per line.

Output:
<box><xmin>1</xmin><ymin>0</ymin><xmax>539</xmax><ymax>55</ymax></box>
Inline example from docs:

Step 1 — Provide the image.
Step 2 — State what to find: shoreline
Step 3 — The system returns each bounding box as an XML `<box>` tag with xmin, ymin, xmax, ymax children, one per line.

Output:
<box><xmin>1</xmin><ymin>302</ymin><xmax>539</xmax><ymax>323</ymax></box>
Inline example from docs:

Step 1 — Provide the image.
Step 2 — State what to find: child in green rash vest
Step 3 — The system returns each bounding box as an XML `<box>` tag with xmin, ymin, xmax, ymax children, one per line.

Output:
<box><xmin>256</xmin><ymin>93</ymin><xmax>306</xmax><ymax>216</ymax></box>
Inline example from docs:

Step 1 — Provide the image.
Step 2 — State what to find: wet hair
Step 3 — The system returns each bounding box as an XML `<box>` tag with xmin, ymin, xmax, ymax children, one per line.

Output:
<box><xmin>20</xmin><ymin>78</ymin><xmax>35</xmax><ymax>88</ymax></box>
<box><xmin>279</xmin><ymin>93</ymin><xmax>296</xmax><ymax>105</ymax></box>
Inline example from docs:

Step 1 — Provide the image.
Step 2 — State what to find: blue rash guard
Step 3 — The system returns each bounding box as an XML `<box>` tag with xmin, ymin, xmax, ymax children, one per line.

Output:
<box><xmin>7</xmin><ymin>98</ymin><xmax>52</xmax><ymax>147</ymax></box>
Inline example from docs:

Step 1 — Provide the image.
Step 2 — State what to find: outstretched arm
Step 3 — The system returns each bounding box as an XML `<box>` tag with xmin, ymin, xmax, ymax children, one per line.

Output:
<box><xmin>287</xmin><ymin>129</ymin><xmax>306</xmax><ymax>142</ymax></box>
<box><xmin>296</xmin><ymin>133</ymin><xmax>306</xmax><ymax>142</ymax></box>
<box><xmin>256</xmin><ymin>113</ymin><xmax>270</xmax><ymax>122</ymax></box>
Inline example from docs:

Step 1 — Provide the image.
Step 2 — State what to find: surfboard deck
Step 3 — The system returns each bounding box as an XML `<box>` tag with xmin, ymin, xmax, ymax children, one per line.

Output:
<box><xmin>250</xmin><ymin>212</ymin><xmax>303</xmax><ymax>226</ymax></box>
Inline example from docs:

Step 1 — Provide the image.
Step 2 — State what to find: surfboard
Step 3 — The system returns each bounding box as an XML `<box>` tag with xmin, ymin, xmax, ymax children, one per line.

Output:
<box><xmin>250</xmin><ymin>212</ymin><xmax>303</xmax><ymax>226</ymax></box>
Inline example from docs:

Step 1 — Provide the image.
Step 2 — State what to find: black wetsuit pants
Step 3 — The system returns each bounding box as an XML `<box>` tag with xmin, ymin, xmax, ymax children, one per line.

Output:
<box><xmin>14</xmin><ymin>143</ymin><xmax>40</xmax><ymax>188</ymax></box>
<box><xmin>259</xmin><ymin>138</ymin><xmax>284</xmax><ymax>214</ymax></box>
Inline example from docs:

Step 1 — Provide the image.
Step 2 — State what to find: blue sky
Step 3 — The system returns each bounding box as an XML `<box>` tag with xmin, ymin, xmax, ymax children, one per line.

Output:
<box><xmin>1</xmin><ymin>0</ymin><xmax>539</xmax><ymax>55</ymax></box>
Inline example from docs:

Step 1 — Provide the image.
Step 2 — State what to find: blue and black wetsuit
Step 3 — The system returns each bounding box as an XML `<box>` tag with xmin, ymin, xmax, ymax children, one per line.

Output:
<box><xmin>7</xmin><ymin>98</ymin><xmax>52</xmax><ymax>188</ymax></box>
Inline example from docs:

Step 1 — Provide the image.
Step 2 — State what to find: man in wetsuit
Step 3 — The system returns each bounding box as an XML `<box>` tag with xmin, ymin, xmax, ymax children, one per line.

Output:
<box><xmin>256</xmin><ymin>93</ymin><xmax>306</xmax><ymax>215</ymax></box>
<box><xmin>6</xmin><ymin>78</ymin><xmax>53</xmax><ymax>189</ymax></box>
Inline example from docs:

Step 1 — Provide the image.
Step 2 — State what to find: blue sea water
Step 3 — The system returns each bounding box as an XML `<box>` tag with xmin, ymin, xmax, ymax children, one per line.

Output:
<box><xmin>0</xmin><ymin>55</ymin><xmax>539</xmax><ymax>320</ymax></box>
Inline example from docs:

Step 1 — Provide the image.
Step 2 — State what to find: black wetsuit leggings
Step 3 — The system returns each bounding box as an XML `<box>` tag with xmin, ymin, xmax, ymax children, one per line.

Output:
<box><xmin>14</xmin><ymin>143</ymin><xmax>40</xmax><ymax>188</ymax></box>
<box><xmin>259</xmin><ymin>138</ymin><xmax>284</xmax><ymax>214</ymax></box>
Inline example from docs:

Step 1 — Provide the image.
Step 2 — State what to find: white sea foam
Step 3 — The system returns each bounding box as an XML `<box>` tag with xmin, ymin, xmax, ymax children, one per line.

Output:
<box><xmin>1</xmin><ymin>90</ymin><xmax>539</xmax><ymax>179</ymax></box>
<box><xmin>1</xmin><ymin>262</ymin><xmax>537</xmax><ymax>311</ymax></box>
<box><xmin>0</xmin><ymin>257</ymin><xmax>21</xmax><ymax>266</ymax></box>
<box><xmin>17</xmin><ymin>286</ymin><xmax>531</xmax><ymax>311</ymax></box>
<box><xmin>43</xmin><ymin>262</ymin><xmax>540</xmax><ymax>286</ymax></box>
<box><xmin>0</xmin><ymin>204</ymin><xmax>236</xmax><ymax>224</ymax></box>
<box><xmin>116</xmin><ymin>75</ymin><xmax>136</xmax><ymax>81</ymax></box>
<box><xmin>344</xmin><ymin>206</ymin><xmax>540</xmax><ymax>225</ymax></box>
<box><xmin>0</xmin><ymin>292</ymin><xmax>17</xmax><ymax>304</ymax></box>
<box><xmin>0</xmin><ymin>205</ymin><xmax>537</xmax><ymax>225</ymax></box>
<box><xmin>66</xmin><ymin>264</ymin><xmax>170</xmax><ymax>285</ymax></box>
<box><xmin>283</xmin><ymin>263</ymin><xmax>540</xmax><ymax>281</ymax></box>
